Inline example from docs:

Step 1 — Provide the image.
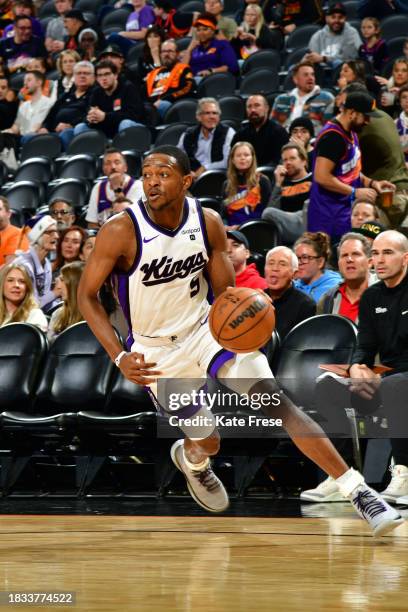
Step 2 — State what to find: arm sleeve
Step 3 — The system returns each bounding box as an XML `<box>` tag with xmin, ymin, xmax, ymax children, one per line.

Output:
<box><xmin>308</xmin><ymin>31</ymin><xmax>321</xmax><ymax>53</ymax></box>
<box><xmin>315</xmin><ymin>130</ymin><xmax>347</xmax><ymax>163</ymax></box>
<box><xmin>351</xmin><ymin>291</ymin><xmax>378</xmax><ymax>367</ymax></box>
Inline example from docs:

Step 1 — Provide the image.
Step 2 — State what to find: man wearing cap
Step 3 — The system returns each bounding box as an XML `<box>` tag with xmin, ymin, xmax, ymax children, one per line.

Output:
<box><xmin>204</xmin><ymin>0</ymin><xmax>237</xmax><ymax>41</ymax></box>
<box><xmin>317</xmin><ymin>232</ymin><xmax>375</xmax><ymax>323</ymax></box>
<box><xmin>304</xmin><ymin>2</ymin><xmax>361</xmax><ymax>68</ymax></box>
<box><xmin>271</xmin><ymin>62</ymin><xmax>334</xmax><ymax>131</ymax></box>
<box><xmin>145</xmin><ymin>39</ymin><xmax>195</xmax><ymax>118</ymax></box>
<box><xmin>63</xmin><ymin>9</ymin><xmax>88</xmax><ymax>52</ymax></box>
<box><xmin>182</xmin><ymin>13</ymin><xmax>239</xmax><ymax>77</ymax></box>
<box><xmin>289</xmin><ymin>117</ymin><xmax>315</xmax><ymax>167</ymax></box>
<box><xmin>40</xmin><ymin>60</ymin><xmax>95</xmax><ymax>150</ymax></box>
<box><xmin>45</xmin><ymin>0</ymin><xmax>72</xmax><ymax>54</ymax></box>
<box><xmin>308</xmin><ymin>90</ymin><xmax>394</xmax><ymax>244</ymax></box>
<box><xmin>14</xmin><ymin>215</ymin><xmax>63</xmax><ymax>311</ymax></box>
<box><xmin>226</xmin><ymin>230</ymin><xmax>268</xmax><ymax>290</ymax></box>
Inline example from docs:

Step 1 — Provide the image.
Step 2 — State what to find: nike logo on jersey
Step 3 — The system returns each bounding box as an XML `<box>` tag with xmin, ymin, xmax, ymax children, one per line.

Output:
<box><xmin>375</xmin><ymin>307</ymin><xmax>388</xmax><ymax>314</ymax></box>
<box><xmin>140</xmin><ymin>253</ymin><xmax>206</xmax><ymax>286</ymax></box>
<box><xmin>143</xmin><ymin>235</ymin><xmax>159</xmax><ymax>243</ymax></box>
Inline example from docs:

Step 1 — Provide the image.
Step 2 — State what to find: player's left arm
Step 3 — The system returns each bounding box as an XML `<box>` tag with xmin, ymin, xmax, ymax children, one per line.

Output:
<box><xmin>203</xmin><ymin>208</ymin><xmax>235</xmax><ymax>297</ymax></box>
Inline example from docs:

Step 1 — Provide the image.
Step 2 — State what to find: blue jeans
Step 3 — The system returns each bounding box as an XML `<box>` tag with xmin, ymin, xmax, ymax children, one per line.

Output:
<box><xmin>155</xmin><ymin>100</ymin><xmax>172</xmax><ymax>119</ymax></box>
<box><xmin>73</xmin><ymin>119</ymin><xmax>145</xmax><ymax>138</ymax></box>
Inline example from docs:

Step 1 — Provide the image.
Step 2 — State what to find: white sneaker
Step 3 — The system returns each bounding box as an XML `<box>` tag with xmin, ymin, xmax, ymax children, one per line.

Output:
<box><xmin>381</xmin><ymin>465</ymin><xmax>408</xmax><ymax>503</ymax></box>
<box><xmin>350</xmin><ymin>483</ymin><xmax>404</xmax><ymax>537</ymax></box>
<box><xmin>170</xmin><ymin>440</ymin><xmax>229</xmax><ymax>513</ymax></box>
<box><xmin>300</xmin><ymin>476</ymin><xmax>347</xmax><ymax>502</ymax></box>
<box><xmin>395</xmin><ymin>495</ymin><xmax>408</xmax><ymax>506</ymax></box>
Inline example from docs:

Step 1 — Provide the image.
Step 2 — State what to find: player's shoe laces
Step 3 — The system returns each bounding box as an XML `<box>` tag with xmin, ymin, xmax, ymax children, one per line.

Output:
<box><xmin>350</xmin><ymin>484</ymin><xmax>404</xmax><ymax>537</ymax></box>
<box><xmin>300</xmin><ymin>476</ymin><xmax>347</xmax><ymax>502</ymax></box>
<box><xmin>171</xmin><ymin>440</ymin><xmax>229</xmax><ymax>513</ymax></box>
<box><xmin>380</xmin><ymin>465</ymin><xmax>408</xmax><ymax>503</ymax></box>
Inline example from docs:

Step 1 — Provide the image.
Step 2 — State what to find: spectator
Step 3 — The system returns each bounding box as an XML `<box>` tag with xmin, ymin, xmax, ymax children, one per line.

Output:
<box><xmin>96</xmin><ymin>44</ymin><xmax>136</xmax><ymax>87</ymax></box>
<box><xmin>293</xmin><ymin>231</ymin><xmax>342</xmax><ymax>302</ymax></box>
<box><xmin>177</xmin><ymin>97</ymin><xmax>235</xmax><ymax>178</ymax></box>
<box><xmin>357</xmin><ymin>0</ymin><xmax>408</xmax><ymax>19</ymax></box>
<box><xmin>63</xmin><ymin>9</ymin><xmax>88</xmax><ymax>52</ymax></box>
<box><xmin>55</xmin><ymin>49</ymin><xmax>80</xmax><ymax>98</ymax></box>
<box><xmin>271</xmin><ymin>61</ymin><xmax>334</xmax><ymax>131</ymax></box>
<box><xmin>2</xmin><ymin>0</ymin><xmax>43</xmax><ymax>41</ymax></box>
<box><xmin>358</xmin><ymin>17</ymin><xmax>389</xmax><ymax>74</ymax></box>
<box><xmin>308</xmin><ymin>90</ymin><xmax>393</xmax><ymax>244</ymax></box>
<box><xmin>182</xmin><ymin>13</ymin><xmax>239</xmax><ymax>77</ymax></box>
<box><xmin>145</xmin><ymin>39</ymin><xmax>195</xmax><ymax>119</ymax></box>
<box><xmin>0</xmin><ymin>14</ymin><xmax>46</xmax><ymax>73</ymax></box>
<box><xmin>335</xmin><ymin>59</ymin><xmax>381</xmax><ymax>103</ymax></box>
<box><xmin>48</xmin><ymin>261</ymin><xmax>84</xmax><ymax>341</ymax></box>
<box><xmin>395</xmin><ymin>84</ymin><xmax>408</xmax><ymax>165</ymax></box>
<box><xmin>226</xmin><ymin>229</ymin><xmax>268</xmax><ymax>290</ymax></box>
<box><xmin>3</xmin><ymin>70</ymin><xmax>53</xmax><ymax>144</ymax></box>
<box><xmin>49</xmin><ymin>198</ymin><xmax>76</xmax><ymax>231</ymax></box>
<box><xmin>74</xmin><ymin>60</ymin><xmax>144</xmax><ymax>140</ymax></box>
<box><xmin>204</xmin><ymin>0</ymin><xmax>237</xmax><ymax>41</ymax></box>
<box><xmin>0</xmin><ymin>196</ymin><xmax>28</xmax><ymax>265</ymax></box>
<box><xmin>78</xmin><ymin>28</ymin><xmax>101</xmax><ymax>63</ymax></box>
<box><xmin>288</xmin><ymin>116</ymin><xmax>315</xmax><ymax>166</ymax></box>
<box><xmin>262</xmin><ymin>142</ymin><xmax>312</xmax><ymax>245</ymax></box>
<box><xmin>317</xmin><ymin>232</ymin><xmax>374</xmax><ymax>323</ymax></box>
<box><xmin>351</xmin><ymin>198</ymin><xmax>380</xmax><ymax>228</ymax></box>
<box><xmin>14</xmin><ymin>215</ymin><xmax>63</xmax><ymax>311</ymax></box>
<box><xmin>231</xmin><ymin>94</ymin><xmax>289</xmax><ymax>166</ymax></box>
<box><xmin>132</xmin><ymin>25</ymin><xmax>164</xmax><ymax>84</ymax></box>
<box><xmin>79</xmin><ymin>230</ymin><xmax>96</xmax><ymax>262</ymax></box>
<box><xmin>40</xmin><ymin>60</ymin><xmax>95</xmax><ymax>150</ymax></box>
<box><xmin>222</xmin><ymin>141</ymin><xmax>272</xmax><ymax>227</ymax></box>
<box><xmin>0</xmin><ymin>0</ymin><xmax>14</xmax><ymax>36</ymax></box>
<box><xmin>264</xmin><ymin>246</ymin><xmax>316</xmax><ymax>340</ymax></box>
<box><xmin>265</xmin><ymin>0</ymin><xmax>324</xmax><ymax>35</ymax></box>
<box><xmin>304</xmin><ymin>2</ymin><xmax>361</xmax><ymax>69</ymax></box>
<box><xmin>86</xmin><ymin>148</ymin><xmax>144</xmax><ymax>228</ymax></box>
<box><xmin>153</xmin><ymin>0</ymin><xmax>196</xmax><ymax>39</ymax></box>
<box><xmin>231</xmin><ymin>3</ymin><xmax>281</xmax><ymax>60</ymax></box>
<box><xmin>45</xmin><ymin>0</ymin><xmax>72</xmax><ymax>55</ymax></box>
<box><xmin>0</xmin><ymin>76</ymin><xmax>17</xmax><ymax>130</ymax></box>
<box><xmin>52</xmin><ymin>225</ymin><xmax>87</xmax><ymax>275</ymax></box>
<box><xmin>376</xmin><ymin>58</ymin><xmax>408</xmax><ymax>118</ymax></box>
<box><xmin>0</xmin><ymin>262</ymin><xmax>48</xmax><ymax>331</ymax></box>
<box><xmin>107</xmin><ymin>0</ymin><xmax>155</xmax><ymax>56</ymax></box>
<box><xmin>18</xmin><ymin>57</ymin><xmax>57</xmax><ymax>102</ymax></box>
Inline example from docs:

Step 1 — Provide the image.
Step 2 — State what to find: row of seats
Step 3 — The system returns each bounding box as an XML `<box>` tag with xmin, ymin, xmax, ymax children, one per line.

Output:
<box><xmin>0</xmin><ymin>315</ymin><xmax>359</xmax><ymax>495</ymax></box>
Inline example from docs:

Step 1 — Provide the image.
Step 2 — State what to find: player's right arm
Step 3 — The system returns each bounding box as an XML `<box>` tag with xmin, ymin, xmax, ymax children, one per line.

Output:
<box><xmin>78</xmin><ymin>214</ymin><xmax>161</xmax><ymax>385</ymax></box>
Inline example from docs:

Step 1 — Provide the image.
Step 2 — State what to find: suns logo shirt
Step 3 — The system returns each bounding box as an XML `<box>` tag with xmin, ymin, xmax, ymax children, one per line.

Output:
<box><xmin>116</xmin><ymin>197</ymin><xmax>211</xmax><ymax>341</ymax></box>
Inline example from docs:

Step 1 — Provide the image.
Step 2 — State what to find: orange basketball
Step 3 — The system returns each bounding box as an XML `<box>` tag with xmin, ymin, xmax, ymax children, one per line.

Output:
<box><xmin>209</xmin><ymin>287</ymin><xmax>275</xmax><ymax>353</ymax></box>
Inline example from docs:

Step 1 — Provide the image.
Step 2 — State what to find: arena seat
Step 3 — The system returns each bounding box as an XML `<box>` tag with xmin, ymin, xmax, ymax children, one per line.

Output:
<box><xmin>241</xmin><ymin>49</ymin><xmax>282</xmax><ymax>74</ymax></box>
<box><xmin>14</xmin><ymin>157</ymin><xmax>54</xmax><ymax>184</ymax></box>
<box><xmin>4</xmin><ymin>180</ymin><xmax>43</xmax><ymax>217</ymax></box>
<box><xmin>190</xmin><ymin>169</ymin><xmax>226</xmax><ymax>199</ymax></box>
<box><xmin>101</xmin><ymin>8</ymin><xmax>132</xmax><ymax>34</ymax></box>
<box><xmin>285</xmin><ymin>25</ymin><xmax>320</xmax><ymax>53</ymax></box>
<box><xmin>219</xmin><ymin>95</ymin><xmax>246</xmax><ymax>123</ymax></box>
<box><xmin>47</xmin><ymin>178</ymin><xmax>90</xmax><ymax>209</ymax></box>
<box><xmin>57</xmin><ymin>154</ymin><xmax>97</xmax><ymax>181</ymax></box>
<box><xmin>112</xmin><ymin>125</ymin><xmax>152</xmax><ymax>154</ymax></box>
<box><xmin>179</xmin><ymin>0</ymin><xmax>204</xmax><ymax>12</ymax></box>
<box><xmin>257</xmin><ymin>165</ymin><xmax>276</xmax><ymax>186</ymax></box>
<box><xmin>238</xmin><ymin>219</ymin><xmax>281</xmax><ymax>256</ymax></box>
<box><xmin>67</xmin><ymin>130</ymin><xmax>107</xmax><ymax>157</ymax></box>
<box><xmin>380</xmin><ymin>14</ymin><xmax>408</xmax><ymax>40</ymax></box>
<box><xmin>154</xmin><ymin>123</ymin><xmax>191</xmax><ymax>147</ymax></box>
<box><xmin>20</xmin><ymin>134</ymin><xmax>62</xmax><ymax>162</ymax></box>
<box><xmin>197</xmin><ymin>72</ymin><xmax>237</xmax><ymax>98</ymax></box>
<box><xmin>239</xmin><ymin>68</ymin><xmax>280</xmax><ymax>97</ymax></box>
<box><xmin>387</xmin><ymin>36</ymin><xmax>407</xmax><ymax>60</ymax></box>
<box><xmin>163</xmin><ymin>98</ymin><xmax>198</xmax><ymax>124</ymax></box>
<box><xmin>197</xmin><ymin>196</ymin><xmax>222</xmax><ymax>214</ymax></box>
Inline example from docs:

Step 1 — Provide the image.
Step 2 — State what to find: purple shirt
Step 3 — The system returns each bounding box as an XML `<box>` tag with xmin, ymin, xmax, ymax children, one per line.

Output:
<box><xmin>190</xmin><ymin>39</ymin><xmax>239</xmax><ymax>75</ymax></box>
<box><xmin>126</xmin><ymin>5</ymin><xmax>155</xmax><ymax>31</ymax></box>
<box><xmin>2</xmin><ymin>18</ymin><xmax>44</xmax><ymax>40</ymax></box>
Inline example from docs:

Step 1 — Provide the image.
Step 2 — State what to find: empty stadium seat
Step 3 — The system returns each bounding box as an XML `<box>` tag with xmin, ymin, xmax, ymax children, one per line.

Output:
<box><xmin>387</xmin><ymin>36</ymin><xmax>406</xmax><ymax>59</ymax></box>
<box><xmin>380</xmin><ymin>14</ymin><xmax>408</xmax><ymax>40</ymax></box>
<box><xmin>67</xmin><ymin>130</ymin><xmax>107</xmax><ymax>156</ymax></box>
<box><xmin>241</xmin><ymin>49</ymin><xmax>282</xmax><ymax>74</ymax></box>
<box><xmin>101</xmin><ymin>7</ymin><xmax>132</xmax><ymax>34</ymax></box>
<box><xmin>154</xmin><ymin>123</ymin><xmax>191</xmax><ymax>147</ymax></box>
<box><xmin>197</xmin><ymin>196</ymin><xmax>222</xmax><ymax>214</ymax></box>
<box><xmin>163</xmin><ymin>99</ymin><xmax>198</xmax><ymax>124</ymax></box>
<box><xmin>239</xmin><ymin>69</ymin><xmax>280</xmax><ymax>97</ymax></box>
<box><xmin>219</xmin><ymin>95</ymin><xmax>246</xmax><ymax>123</ymax></box>
<box><xmin>20</xmin><ymin>134</ymin><xmax>62</xmax><ymax>162</ymax></box>
<box><xmin>112</xmin><ymin>125</ymin><xmax>152</xmax><ymax>153</ymax></box>
<box><xmin>14</xmin><ymin>157</ymin><xmax>54</xmax><ymax>184</ymax></box>
<box><xmin>47</xmin><ymin>178</ymin><xmax>90</xmax><ymax>208</ymax></box>
<box><xmin>58</xmin><ymin>154</ymin><xmax>97</xmax><ymax>181</ymax></box>
<box><xmin>190</xmin><ymin>170</ymin><xmax>226</xmax><ymax>199</ymax></box>
<box><xmin>197</xmin><ymin>72</ymin><xmax>236</xmax><ymax>98</ymax></box>
<box><xmin>285</xmin><ymin>25</ymin><xmax>320</xmax><ymax>52</ymax></box>
<box><xmin>4</xmin><ymin>181</ymin><xmax>43</xmax><ymax>216</ymax></box>
<box><xmin>238</xmin><ymin>219</ymin><xmax>281</xmax><ymax>255</ymax></box>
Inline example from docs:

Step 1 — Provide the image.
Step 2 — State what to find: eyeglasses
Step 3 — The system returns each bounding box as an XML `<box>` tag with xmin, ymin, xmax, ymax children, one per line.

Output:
<box><xmin>297</xmin><ymin>255</ymin><xmax>320</xmax><ymax>263</ymax></box>
<box><xmin>51</xmin><ymin>210</ymin><xmax>72</xmax><ymax>217</ymax></box>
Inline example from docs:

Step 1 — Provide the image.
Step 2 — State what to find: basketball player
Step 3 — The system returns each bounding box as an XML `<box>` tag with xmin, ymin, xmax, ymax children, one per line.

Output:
<box><xmin>78</xmin><ymin>145</ymin><xmax>403</xmax><ymax>536</ymax></box>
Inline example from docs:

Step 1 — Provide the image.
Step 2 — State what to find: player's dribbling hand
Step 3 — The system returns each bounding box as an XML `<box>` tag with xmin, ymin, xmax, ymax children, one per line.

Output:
<box><xmin>119</xmin><ymin>352</ymin><xmax>162</xmax><ymax>386</ymax></box>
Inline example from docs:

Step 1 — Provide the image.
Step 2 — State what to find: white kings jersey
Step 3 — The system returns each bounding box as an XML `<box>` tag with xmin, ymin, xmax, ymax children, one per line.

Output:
<box><xmin>116</xmin><ymin>197</ymin><xmax>211</xmax><ymax>340</ymax></box>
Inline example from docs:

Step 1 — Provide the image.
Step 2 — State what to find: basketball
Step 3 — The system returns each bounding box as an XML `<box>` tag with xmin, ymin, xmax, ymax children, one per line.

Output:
<box><xmin>209</xmin><ymin>287</ymin><xmax>275</xmax><ymax>353</ymax></box>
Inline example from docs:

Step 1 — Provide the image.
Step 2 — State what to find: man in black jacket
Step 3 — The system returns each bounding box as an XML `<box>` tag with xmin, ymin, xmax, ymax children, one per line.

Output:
<box><xmin>231</xmin><ymin>94</ymin><xmax>289</xmax><ymax>166</ymax></box>
<box><xmin>39</xmin><ymin>60</ymin><xmax>95</xmax><ymax>149</ymax></box>
<box><xmin>73</xmin><ymin>60</ymin><xmax>145</xmax><ymax>140</ymax></box>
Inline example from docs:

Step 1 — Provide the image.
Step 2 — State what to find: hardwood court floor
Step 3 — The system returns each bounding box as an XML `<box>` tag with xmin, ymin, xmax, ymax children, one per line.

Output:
<box><xmin>0</xmin><ymin>500</ymin><xmax>407</xmax><ymax>612</ymax></box>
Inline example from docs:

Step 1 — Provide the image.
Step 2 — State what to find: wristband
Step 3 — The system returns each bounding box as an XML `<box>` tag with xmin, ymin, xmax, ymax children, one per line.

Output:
<box><xmin>368</xmin><ymin>179</ymin><xmax>374</xmax><ymax>189</ymax></box>
<box><xmin>350</xmin><ymin>187</ymin><xmax>356</xmax><ymax>201</ymax></box>
<box><xmin>114</xmin><ymin>350</ymin><xmax>127</xmax><ymax>368</ymax></box>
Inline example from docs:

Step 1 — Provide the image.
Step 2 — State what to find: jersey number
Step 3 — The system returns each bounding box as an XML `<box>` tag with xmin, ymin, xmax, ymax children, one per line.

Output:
<box><xmin>190</xmin><ymin>277</ymin><xmax>200</xmax><ymax>298</ymax></box>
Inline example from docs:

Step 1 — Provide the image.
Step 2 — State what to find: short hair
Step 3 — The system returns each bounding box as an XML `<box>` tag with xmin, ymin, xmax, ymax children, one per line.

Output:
<box><xmin>0</xmin><ymin>196</ymin><xmax>10</xmax><ymax>212</ymax></box>
<box><xmin>49</xmin><ymin>198</ymin><xmax>74</xmax><ymax>212</ymax></box>
<box><xmin>95</xmin><ymin>59</ymin><xmax>118</xmax><ymax>75</ymax></box>
<box><xmin>26</xmin><ymin>70</ymin><xmax>45</xmax><ymax>85</ymax></box>
<box><xmin>399</xmin><ymin>83</ymin><xmax>408</xmax><ymax>99</ymax></box>
<box><xmin>145</xmin><ymin>145</ymin><xmax>191</xmax><ymax>176</ymax></box>
<box><xmin>280</xmin><ymin>142</ymin><xmax>308</xmax><ymax>166</ymax></box>
<box><xmin>351</xmin><ymin>198</ymin><xmax>380</xmax><ymax>219</ymax></box>
<box><xmin>247</xmin><ymin>93</ymin><xmax>269</xmax><ymax>109</ymax></box>
<box><xmin>103</xmin><ymin>147</ymin><xmax>125</xmax><ymax>161</ymax></box>
<box><xmin>15</xmin><ymin>14</ymin><xmax>32</xmax><ymax>24</ymax></box>
<box><xmin>292</xmin><ymin>61</ymin><xmax>315</xmax><ymax>76</ymax></box>
<box><xmin>73</xmin><ymin>59</ymin><xmax>94</xmax><ymax>74</ymax></box>
<box><xmin>266</xmin><ymin>246</ymin><xmax>299</xmax><ymax>271</ymax></box>
<box><xmin>338</xmin><ymin>232</ymin><xmax>371</xmax><ymax>258</ymax></box>
<box><xmin>196</xmin><ymin>97</ymin><xmax>220</xmax><ymax>117</ymax></box>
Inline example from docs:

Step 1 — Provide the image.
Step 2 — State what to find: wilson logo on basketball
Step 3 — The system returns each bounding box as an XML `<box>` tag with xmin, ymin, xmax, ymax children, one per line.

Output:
<box><xmin>228</xmin><ymin>300</ymin><xmax>266</xmax><ymax>329</ymax></box>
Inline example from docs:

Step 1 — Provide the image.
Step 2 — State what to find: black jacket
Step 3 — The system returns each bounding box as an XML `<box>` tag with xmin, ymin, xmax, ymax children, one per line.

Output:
<box><xmin>85</xmin><ymin>79</ymin><xmax>144</xmax><ymax>138</ymax></box>
<box><xmin>266</xmin><ymin>283</ymin><xmax>316</xmax><ymax>341</ymax></box>
<box><xmin>231</xmin><ymin>119</ymin><xmax>289</xmax><ymax>166</ymax></box>
<box><xmin>43</xmin><ymin>86</ymin><xmax>94</xmax><ymax>130</ymax></box>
